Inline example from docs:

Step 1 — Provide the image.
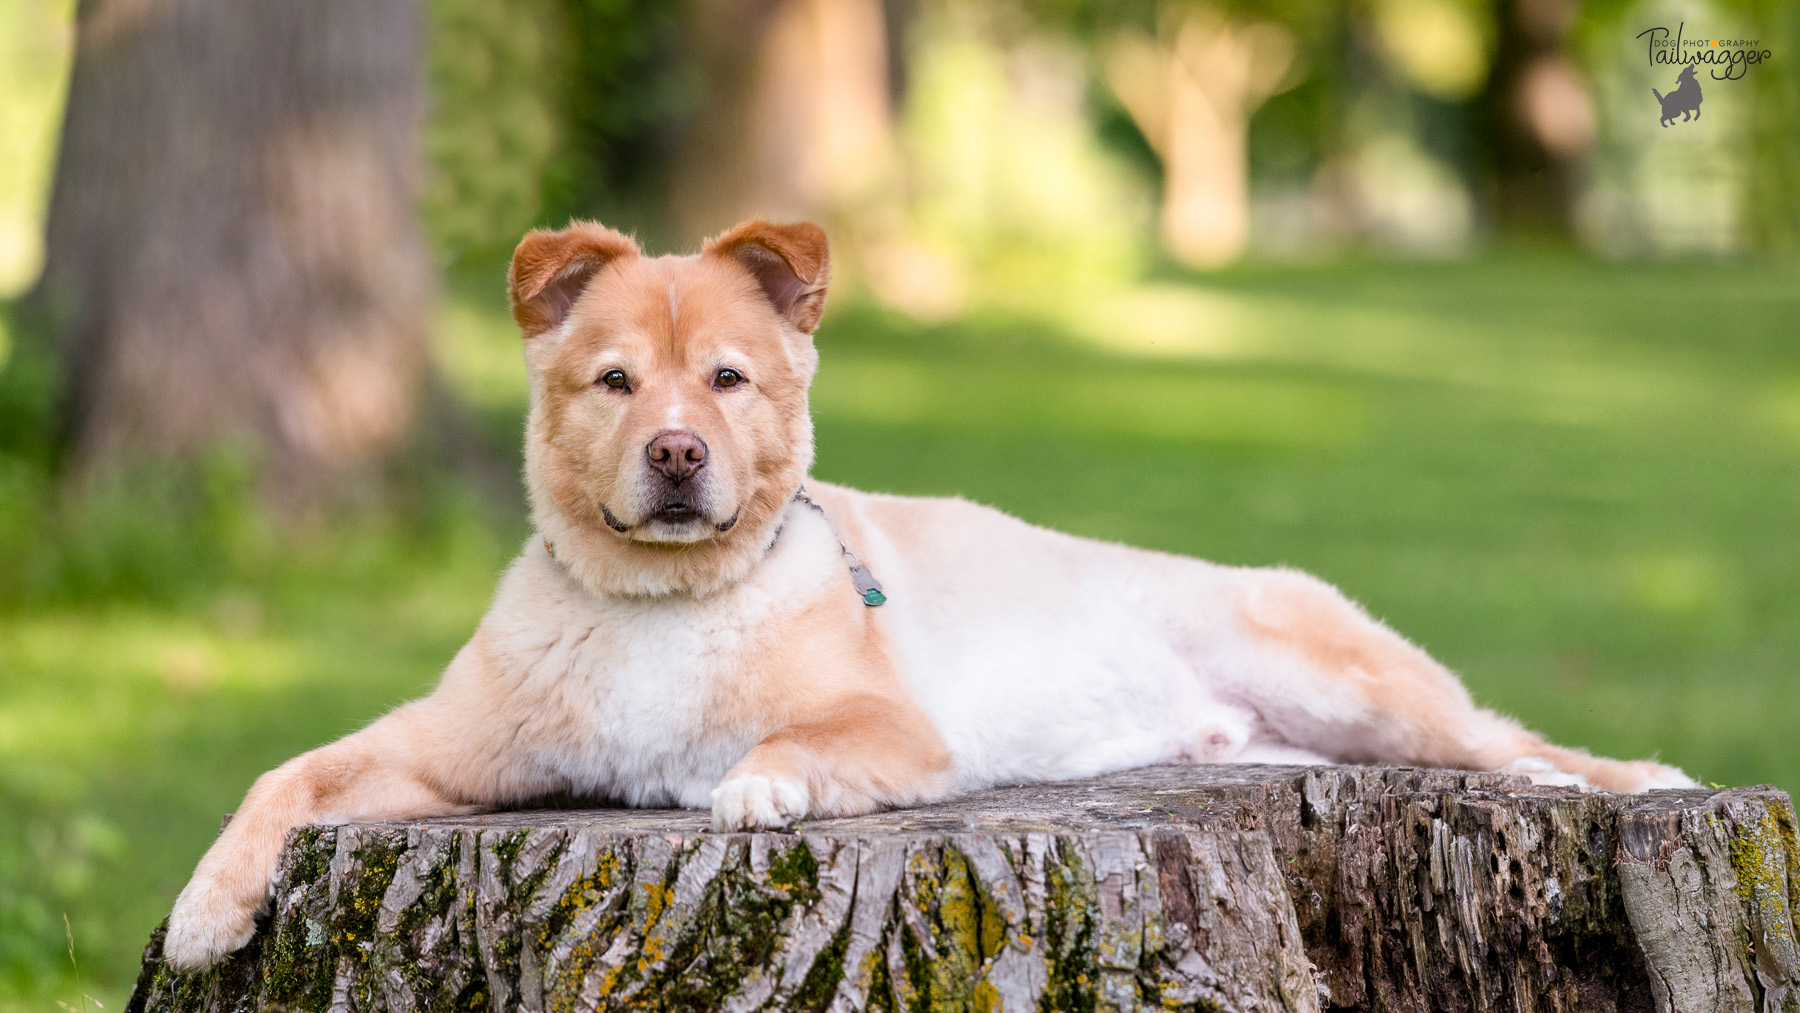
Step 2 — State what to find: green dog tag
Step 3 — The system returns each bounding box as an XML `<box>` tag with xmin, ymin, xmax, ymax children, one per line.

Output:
<box><xmin>849</xmin><ymin>564</ymin><xmax>886</xmax><ymax>607</ymax></box>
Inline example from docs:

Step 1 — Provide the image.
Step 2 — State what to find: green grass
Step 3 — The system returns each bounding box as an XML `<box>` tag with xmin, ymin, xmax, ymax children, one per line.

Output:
<box><xmin>2</xmin><ymin>255</ymin><xmax>1798</xmax><ymax>1009</ymax></box>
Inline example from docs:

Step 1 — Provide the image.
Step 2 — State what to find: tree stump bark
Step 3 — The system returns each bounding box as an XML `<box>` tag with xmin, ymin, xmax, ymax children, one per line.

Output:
<box><xmin>125</xmin><ymin>764</ymin><xmax>1800</xmax><ymax>1013</ymax></box>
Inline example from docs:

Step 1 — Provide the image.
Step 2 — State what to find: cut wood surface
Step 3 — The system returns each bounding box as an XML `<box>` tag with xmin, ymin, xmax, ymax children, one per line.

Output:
<box><xmin>126</xmin><ymin>764</ymin><xmax>1800</xmax><ymax>1012</ymax></box>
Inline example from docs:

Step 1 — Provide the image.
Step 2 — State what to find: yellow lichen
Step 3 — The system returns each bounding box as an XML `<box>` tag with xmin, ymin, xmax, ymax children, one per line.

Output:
<box><xmin>641</xmin><ymin>880</ymin><xmax>672</xmax><ymax>925</ymax></box>
<box><xmin>970</xmin><ymin>978</ymin><xmax>1001</xmax><ymax>1013</ymax></box>
<box><xmin>857</xmin><ymin>945</ymin><xmax>885</xmax><ymax>991</ymax></box>
<box><xmin>1725</xmin><ymin>802</ymin><xmax>1800</xmax><ymax>954</ymax></box>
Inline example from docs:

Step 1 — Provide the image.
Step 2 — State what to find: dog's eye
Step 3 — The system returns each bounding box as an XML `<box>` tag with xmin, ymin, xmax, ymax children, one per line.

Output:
<box><xmin>599</xmin><ymin>369</ymin><xmax>628</xmax><ymax>390</ymax></box>
<box><xmin>714</xmin><ymin>368</ymin><xmax>744</xmax><ymax>389</ymax></box>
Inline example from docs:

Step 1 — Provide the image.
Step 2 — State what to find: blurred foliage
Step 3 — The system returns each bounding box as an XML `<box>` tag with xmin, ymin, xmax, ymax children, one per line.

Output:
<box><xmin>1576</xmin><ymin>0</ymin><xmax>1800</xmax><ymax>255</ymax></box>
<box><xmin>422</xmin><ymin>0</ymin><xmax>693</xmax><ymax>266</ymax></box>
<box><xmin>6</xmin><ymin>0</ymin><xmax>1799</xmax><ymax>292</ymax></box>
<box><xmin>539</xmin><ymin>0</ymin><xmax>696</xmax><ymax>243</ymax></box>
<box><xmin>1737</xmin><ymin>0</ymin><xmax>1800</xmax><ymax>251</ymax></box>
<box><xmin>1031</xmin><ymin>0</ymin><xmax>1800</xmax><ymax>257</ymax></box>
<box><xmin>419</xmin><ymin>0</ymin><xmax>563</xmax><ymax>265</ymax></box>
<box><xmin>880</xmin><ymin>16</ymin><xmax>1151</xmax><ymax>310</ymax></box>
<box><xmin>0</xmin><ymin>0</ymin><xmax>75</xmax><ymax>297</ymax></box>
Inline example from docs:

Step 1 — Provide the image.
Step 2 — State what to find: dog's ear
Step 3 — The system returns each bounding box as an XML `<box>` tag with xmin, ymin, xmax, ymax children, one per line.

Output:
<box><xmin>703</xmin><ymin>220</ymin><xmax>830</xmax><ymax>334</ymax></box>
<box><xmin>508</xmin><ymin>222</ymin><xmax>640</xmax><ymax>339</ymax></box>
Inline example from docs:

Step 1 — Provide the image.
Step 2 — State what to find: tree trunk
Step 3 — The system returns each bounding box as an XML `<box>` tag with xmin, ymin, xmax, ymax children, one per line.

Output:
<box><xmin>32</xmin><ymin>0</ymin><xmax>431</xmax><ymax>499</ymax></box>
<box><xmin>1481</xmin><ymin>0</ymin><xmax>1596</xmax><ymax>239</ymax></box>
<box><xmin>125</xmin><ymin>764</ymin><xmax>1800</xmax><ymax>1012</ymax></box>
<box><xmin>1104</xmin><ymin>6</ymin><xmax>1295</xmax><ymax>269</ymax></box>
<box><xmin>668</xmin><ymin>0</ymin><xmax>897</xmax><ymax>241</ymax></box>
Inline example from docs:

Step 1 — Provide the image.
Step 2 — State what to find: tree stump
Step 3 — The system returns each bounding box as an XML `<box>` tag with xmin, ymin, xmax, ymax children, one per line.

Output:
<box><xmin>125</xmin><ymin>764</ymin><xmax>1800</xmax><ymax>1013</ymax></box>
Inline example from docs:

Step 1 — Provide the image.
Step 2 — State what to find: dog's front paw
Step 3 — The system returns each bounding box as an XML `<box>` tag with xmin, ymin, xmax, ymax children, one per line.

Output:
<box><xmin>711</xmin><ymin>773</ymin><xmax>809</xmax><ymax>830</ymax></box>
<box><xmin>163</xmin><ymin>875</ymin><xmax>265</xmax><ymax>973</ymax></box>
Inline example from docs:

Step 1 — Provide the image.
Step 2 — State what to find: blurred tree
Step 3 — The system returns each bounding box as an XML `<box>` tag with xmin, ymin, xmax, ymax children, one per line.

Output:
<box><xmin>858</xmin><ymin>8</ymin><xmax>1150</xmax><ymax>316</ymax></box>
<box><xmin>30</xmin><ymin>0</ymin><xmax>431</xmax><ymax>502</ymax></box>
<box><xmin>1478</xmin><ymin>0</ymin><xmax>1596</xmax><ymax>237</ymax></box>
<box><xmin>1030</xmin><ymin>0</ymin><xmax>1326</xmax><ymax>267</ymax></box>
<box><xmin>1103</xmin><ymin>5</ymin><xmax>1297</xmax><ymax>266</ymax></box>
<box><xmin>1736</xmin><ymin>0</ymin><xmax>1800</xmax><ymax>253</ymax></box>
<box><xmin>544</xmin><ymin>0</ymin><xmax>696</xmax><ymax>247</ymax></box>
<box><xmin>668</xmin><ymin>0</ymin><xmax>902</xmax><ymax>242</ymax></box>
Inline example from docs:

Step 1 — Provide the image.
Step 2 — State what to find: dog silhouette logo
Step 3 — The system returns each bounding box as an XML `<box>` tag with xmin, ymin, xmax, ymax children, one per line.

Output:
<box><xmin>1652</xmin><ymin>63</ymin><xmax>1703</xmax><ymax>126</ymax></box>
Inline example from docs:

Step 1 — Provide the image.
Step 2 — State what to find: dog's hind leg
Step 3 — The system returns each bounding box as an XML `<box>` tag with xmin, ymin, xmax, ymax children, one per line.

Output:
<box><xmin>1213</xmin><ymin>566</ymin><xmax>1694</xmax><ymax>791</ymax></box>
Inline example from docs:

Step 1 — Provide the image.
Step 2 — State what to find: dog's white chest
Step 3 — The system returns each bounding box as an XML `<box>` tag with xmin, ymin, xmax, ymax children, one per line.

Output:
<box><xmin>495</xmin><ymin>523</ymin><xmax>838</xmax><ymax>809</ymax></box>
<box><xmin>529</xmin><ymin>596</ymin><xmax>765</xmax><ymax>808</ymax></box>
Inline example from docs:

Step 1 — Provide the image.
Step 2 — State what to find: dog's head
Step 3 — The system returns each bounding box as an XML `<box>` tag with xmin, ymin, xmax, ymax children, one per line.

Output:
<box><xmin>1678</xmin><ymin>62</ymin><xmax>1698</xmax><ymax>85</ymax></box>
<box><xmin>508</xmin><ymin>219</ymin><xmax>829</xmax><ymax>596</ymax></box>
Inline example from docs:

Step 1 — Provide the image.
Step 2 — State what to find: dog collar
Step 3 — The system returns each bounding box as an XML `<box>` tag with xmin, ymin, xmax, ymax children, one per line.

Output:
<box><xmin>541</xmin><ymin>488</ymin><xmax>887</xmax><ymax>607</ymax></box>
<box><xmin>792</xmin><ymin>487</ymin><xmax>887</xmax><ymax>606</ymax></box>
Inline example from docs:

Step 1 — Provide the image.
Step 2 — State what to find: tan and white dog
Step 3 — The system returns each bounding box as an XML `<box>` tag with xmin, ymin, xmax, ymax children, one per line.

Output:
<box><xmin>163</xmin><ymin>219</ymin><xmax>1694</xmax><ymax>971</ymax></box>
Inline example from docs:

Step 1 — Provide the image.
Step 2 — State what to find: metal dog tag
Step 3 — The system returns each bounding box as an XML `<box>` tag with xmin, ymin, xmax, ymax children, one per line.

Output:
<box><xmin>849</xmin><ymin>564</ymin><xmax>886</xmax><ymax>606</ymax></box>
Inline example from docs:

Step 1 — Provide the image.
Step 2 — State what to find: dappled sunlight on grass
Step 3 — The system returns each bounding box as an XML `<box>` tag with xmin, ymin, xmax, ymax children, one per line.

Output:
<box><xmin>1764</xmin><ymin>379</ymin><xmax>1800</xmax><ymax>448</ymax></box>
<box><xmin>0</xmin><ymin>612</ymin><xmax>301</xmax><ymax>764</ymax></box>
<box><xmin>1050</xmin><ymin>263</ymin><xmax>1758</xmax><ymax>441</ymax></box>
<box><xmin>810</xmin><ymin>354</ymin><xmax>1368</xmax><ymax>451</ymax></box>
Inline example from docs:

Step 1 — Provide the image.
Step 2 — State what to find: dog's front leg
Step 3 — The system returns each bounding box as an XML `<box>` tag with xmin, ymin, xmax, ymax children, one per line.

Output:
<box><xmin>162</xmin><ymin>704</ymin><xmax>476</xmax><ymax>971</ymax></box>
<box><xmin>711</xmin><ymin>693</ymin><xmax>953</xmax><ymax>830</ymax></box>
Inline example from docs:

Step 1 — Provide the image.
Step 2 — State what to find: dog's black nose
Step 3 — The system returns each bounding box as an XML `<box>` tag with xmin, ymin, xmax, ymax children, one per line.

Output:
<box><xmin>646</xmin><ymin>429</ymin><xmax>708</xmax><ymax>482</ymax></box>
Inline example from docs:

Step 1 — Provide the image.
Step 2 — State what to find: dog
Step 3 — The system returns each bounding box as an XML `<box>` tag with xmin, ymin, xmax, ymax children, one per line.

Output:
<box><xmin>162</xmin><ymin>218</ymin><xmax>1696</xmax><ymax>971</ymax></box>
<box><xmin>1654</xmin><ymin>63</ymin><xmax>1703</xmax><ymax>126</ymax></box>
